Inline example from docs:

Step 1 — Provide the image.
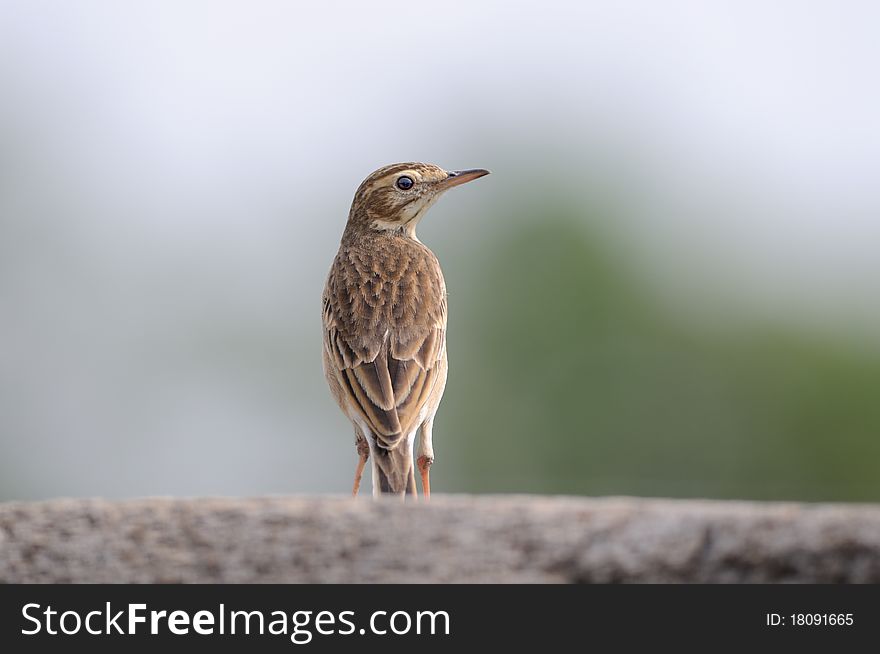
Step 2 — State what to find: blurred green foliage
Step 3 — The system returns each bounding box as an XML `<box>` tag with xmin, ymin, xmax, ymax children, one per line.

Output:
<box><xmin>439</xmin><ymin>204</ymin><xmax>880</xmax><ymax>501</ymax></box>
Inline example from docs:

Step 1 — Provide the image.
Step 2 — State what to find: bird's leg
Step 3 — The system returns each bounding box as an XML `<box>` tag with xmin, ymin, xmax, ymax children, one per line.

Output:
<box><xmin>417</xmin><ymin>419</ymin><xmax>435</xmax><ymax>499</ymax></box>
<box><xmin>352</xmin><ymin>429</ymin><xmax>370</xmax><ymax>497</ymax></box>
<box><xmin>416</xmin><ymin>455</ymin><xmax>432</xmax><ymax>499</ymax></box>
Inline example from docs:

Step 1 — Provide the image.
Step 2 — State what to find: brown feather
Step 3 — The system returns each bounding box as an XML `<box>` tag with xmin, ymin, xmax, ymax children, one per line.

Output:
<box><xmin>323</xmin><ymin>230</ymin><xmax>447</xmax><ymax>450</ymax></box>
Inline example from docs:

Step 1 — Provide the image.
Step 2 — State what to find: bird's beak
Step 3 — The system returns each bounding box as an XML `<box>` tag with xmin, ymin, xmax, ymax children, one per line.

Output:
<box><xmin>438</xmin><ymin>168</ymin><xmax>491</xmax><ymax>190</ymax></box>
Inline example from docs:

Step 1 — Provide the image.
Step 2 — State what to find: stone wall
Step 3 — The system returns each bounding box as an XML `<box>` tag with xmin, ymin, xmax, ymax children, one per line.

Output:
<box><xmin>2</xmin><ymin>496</ymin><xmax>878</xmax><ymax>583</ymax></box>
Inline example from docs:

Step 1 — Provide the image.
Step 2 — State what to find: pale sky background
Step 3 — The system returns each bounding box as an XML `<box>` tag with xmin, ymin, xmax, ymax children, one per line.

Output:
<box><xmin>1</xmin><ymin>1</ymin><xmax>878</xmax><ymax>499</ymax></box>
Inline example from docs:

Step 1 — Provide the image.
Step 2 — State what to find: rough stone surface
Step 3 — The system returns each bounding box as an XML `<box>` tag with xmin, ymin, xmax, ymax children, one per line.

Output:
<box><xmin>1</xmin><ymin>495</ymin><xmax>879</xmax><ymax>583</ymax></box>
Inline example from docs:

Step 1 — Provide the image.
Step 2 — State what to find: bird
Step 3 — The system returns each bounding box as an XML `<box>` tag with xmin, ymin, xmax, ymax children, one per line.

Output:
<box><xmin>322</xmin><ymin>162</ymin><xmax>489</xmax><ymax>498</ymax></box>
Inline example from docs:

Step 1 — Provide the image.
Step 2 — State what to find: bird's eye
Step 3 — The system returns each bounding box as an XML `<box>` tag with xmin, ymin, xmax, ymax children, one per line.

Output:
<box><xmin>396</xmin><ymin>176</ymin><xmax>414</xmax><ymax>190</ymax></box>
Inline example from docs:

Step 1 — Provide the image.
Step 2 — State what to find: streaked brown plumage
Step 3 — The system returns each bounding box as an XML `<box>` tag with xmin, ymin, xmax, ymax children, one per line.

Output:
<box><xmin>322</xmin><ymin>162</ymin><xmax>489</xmax><ymax>497</ymax></box>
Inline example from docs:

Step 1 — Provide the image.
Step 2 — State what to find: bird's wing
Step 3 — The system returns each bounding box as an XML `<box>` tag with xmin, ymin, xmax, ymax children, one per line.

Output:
<box><xmin>322</xmin><ymin>248</ymin><xmax>446</xmax><ymax>447</ymax></box>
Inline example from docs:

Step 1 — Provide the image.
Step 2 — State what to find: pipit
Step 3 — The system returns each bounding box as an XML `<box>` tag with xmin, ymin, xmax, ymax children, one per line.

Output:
<box><xmin>322</xmin><ymin>163</ymin><xmax>489</xmax><ymax>498</ymax></box>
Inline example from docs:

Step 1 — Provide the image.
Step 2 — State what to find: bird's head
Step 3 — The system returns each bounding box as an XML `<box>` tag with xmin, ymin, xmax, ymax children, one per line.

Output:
<box><xmin>346</xmin><ymin>162</ymin><xmax>489</xmax><ymax>237</ymax></box>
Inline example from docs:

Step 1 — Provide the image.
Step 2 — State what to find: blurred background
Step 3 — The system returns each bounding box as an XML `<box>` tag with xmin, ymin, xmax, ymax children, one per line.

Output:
<box><xmin>2</xmin><ymin>1</ymin><xmax>879</xmax><ymax>502</ymax></box>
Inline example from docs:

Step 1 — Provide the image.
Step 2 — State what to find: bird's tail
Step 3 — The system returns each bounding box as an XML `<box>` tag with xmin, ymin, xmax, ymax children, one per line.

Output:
<box><xmin>371</xmin><ymin>441</ymin><xmax>416</xmax><ymax>497</ymax></box>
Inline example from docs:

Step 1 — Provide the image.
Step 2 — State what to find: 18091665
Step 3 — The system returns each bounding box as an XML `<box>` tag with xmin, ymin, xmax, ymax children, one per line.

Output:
<box><xmin>766</xmin><ymin>613</ymin><xmax>854</xmax><ymax>626</ymax></box>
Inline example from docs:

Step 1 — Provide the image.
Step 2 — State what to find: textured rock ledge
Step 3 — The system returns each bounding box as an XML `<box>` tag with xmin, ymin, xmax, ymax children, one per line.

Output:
<box><xmin>1</xmin><ymin>495</ymin><xmax>879</xmax><ymax>583</ymax></box>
